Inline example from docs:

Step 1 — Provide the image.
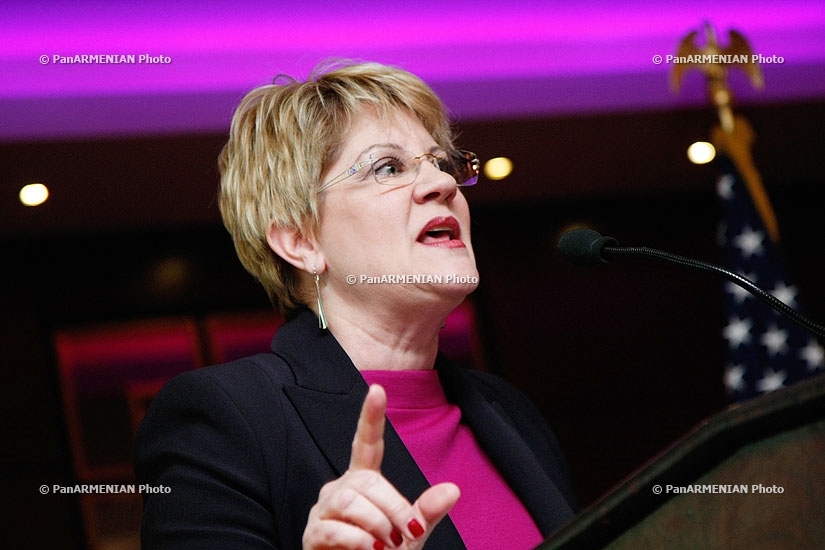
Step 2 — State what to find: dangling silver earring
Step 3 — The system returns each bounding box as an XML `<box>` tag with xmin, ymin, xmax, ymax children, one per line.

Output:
<box><xmin>314</xmin><ymin>270</ymin><xmax>328</xmax><ymax>330</ymax></box>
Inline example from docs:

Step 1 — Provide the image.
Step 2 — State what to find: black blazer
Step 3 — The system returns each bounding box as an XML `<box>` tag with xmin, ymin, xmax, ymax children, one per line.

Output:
<box><xmin>135</xmin><ymin>309</ymin><xmax>576</xmax><ymax>549</ymax></box>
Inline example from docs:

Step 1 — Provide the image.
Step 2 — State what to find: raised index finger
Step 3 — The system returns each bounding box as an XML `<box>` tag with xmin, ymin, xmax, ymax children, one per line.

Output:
<box><xmin>349</xmin><ymin>384</ymin><xmax>387</xmax><ymax>471</ymax></box>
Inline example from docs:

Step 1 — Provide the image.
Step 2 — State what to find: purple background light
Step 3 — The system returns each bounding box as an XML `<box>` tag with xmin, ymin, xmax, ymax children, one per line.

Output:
<box><xmin>2</xmin><ymin>0</ymin><xmax>824</xmax><ymax>140</ymax></box>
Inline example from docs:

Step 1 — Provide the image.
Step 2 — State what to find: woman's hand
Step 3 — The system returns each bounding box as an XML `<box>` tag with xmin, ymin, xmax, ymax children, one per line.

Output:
<box><xmin>303</xmin><ymin>384</ymin><xmax>460</xmax><ymax>549</ymax></box>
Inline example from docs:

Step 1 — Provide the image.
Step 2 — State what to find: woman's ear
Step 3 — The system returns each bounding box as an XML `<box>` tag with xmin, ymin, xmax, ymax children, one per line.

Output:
<box><xmin>266</xmin><ymin>221</ymin><xmax>325</xmax><ymax>273</ymax></box>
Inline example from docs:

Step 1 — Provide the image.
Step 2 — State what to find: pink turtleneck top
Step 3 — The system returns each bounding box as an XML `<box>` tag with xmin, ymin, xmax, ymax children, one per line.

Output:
<box><xmin>360</xmin><ymin>369</ymin><xmax>543</xmax><ymax>549</ymax></box>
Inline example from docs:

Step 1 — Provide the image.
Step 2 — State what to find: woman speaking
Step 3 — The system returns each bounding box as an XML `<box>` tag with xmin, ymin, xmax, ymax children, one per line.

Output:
<box><xmin>135</xmin><ymin>60</ymin><xmax>577</xmax><ymax>549</ymax></box>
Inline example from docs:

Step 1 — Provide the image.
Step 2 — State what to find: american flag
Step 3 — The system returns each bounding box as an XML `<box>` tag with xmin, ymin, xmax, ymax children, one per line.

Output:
<box><xmin>716</xmin><ymin>154</ymin><xmax>824</xmax><ymax>401</ymax></box>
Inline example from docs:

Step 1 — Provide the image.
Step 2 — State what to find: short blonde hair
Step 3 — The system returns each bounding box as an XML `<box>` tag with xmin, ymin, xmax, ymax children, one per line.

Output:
<box><xmin>218</xmin><ymin>60</ymin><xmax>457</xmax><ymax>314</ymax></box>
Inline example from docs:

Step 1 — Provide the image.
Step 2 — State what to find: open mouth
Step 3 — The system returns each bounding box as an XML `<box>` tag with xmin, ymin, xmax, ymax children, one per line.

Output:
<box><xmin>417</xmin><ymin>216</ymin><xmax>464</xmax><ymax>247</ymax></box>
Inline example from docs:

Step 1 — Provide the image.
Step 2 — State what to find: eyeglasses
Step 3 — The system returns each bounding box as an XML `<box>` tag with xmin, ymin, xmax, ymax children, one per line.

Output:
<box><xmin>318</xmin><ymin>148</ymin><xmax>480</xmax><ymax>193</ymax></box>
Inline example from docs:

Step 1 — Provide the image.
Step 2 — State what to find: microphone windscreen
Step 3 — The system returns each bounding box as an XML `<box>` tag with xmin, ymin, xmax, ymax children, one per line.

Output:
<box><xmin>558</xmin><ymin>228</ymin><xmax>618</xmax><ymax>266</ymax></box>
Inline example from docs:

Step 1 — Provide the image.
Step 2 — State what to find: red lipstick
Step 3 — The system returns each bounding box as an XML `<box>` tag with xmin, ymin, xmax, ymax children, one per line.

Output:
<box><xmin>417</xmin><ymin>216</ymin><xmax>465</xmax><ymax>248</ymax></box>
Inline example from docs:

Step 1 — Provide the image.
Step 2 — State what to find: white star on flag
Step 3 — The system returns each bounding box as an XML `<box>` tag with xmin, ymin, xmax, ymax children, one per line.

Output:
<box><xmin>733</xmin><ymin>227</ymin><xmax>765</xmax><ymax>259</ymax></box>
<box><xmin>760</xmin><ymin>325</ymin><xmax>789</xmax><ymax>356</ymax></box>
<box><xmin>724</xmin><ymin>364</ymin><xmax>746</xmax><ymax>392</ymax></box>
<box><xmin>800</xmin><ymin>339</ymin><xmax>825</xmax><ymax>371</ymax></box>
<box><xmin>716</xmin><ymin>175</ymin><xmax>734</xmax><ymax>200</ymax></box>
<box><xmin>725</xmin><ymin>280</ymin><xmax>751</xmax><ymax>305</ymax></box>
<box><xmin>723</xmin><ymin>317</ymin><xmax>753</xmax><ymax>348</ymax></box>
<box><xmin>771</xmin><ymin>282</ymin><xmax>798</xmax><ymax>308</ymax></box>
<box><xmin>755</xmin><ymin>368</ymin><xmax>787</xmax><ymax>393</ymax></box>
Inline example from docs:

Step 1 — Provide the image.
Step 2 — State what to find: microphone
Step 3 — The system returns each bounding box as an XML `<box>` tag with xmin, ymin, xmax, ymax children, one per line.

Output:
<box><xmin>557</xmin><ymin>227</ymin><xmax>825</xmax><ymax>338</ymax></box>
<box><xmin>557</xmin><ymin>228</ymin><xmax>617</xmax><ymax>266</ymax></box>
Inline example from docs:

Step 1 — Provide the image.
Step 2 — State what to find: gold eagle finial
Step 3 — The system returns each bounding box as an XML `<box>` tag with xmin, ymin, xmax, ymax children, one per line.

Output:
<box><xmin>671</xmin><ymin>22</ymin><xmax>763</xmax><ymax>132</ymax></box>
<box><xmin>671</xmin><ymin>23</ymin><xmax>779</xmax><ymax>242</ymax></box>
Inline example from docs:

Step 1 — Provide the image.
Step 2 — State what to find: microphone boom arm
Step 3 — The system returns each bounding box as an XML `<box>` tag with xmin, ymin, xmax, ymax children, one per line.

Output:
<box><xmin>602</xmin><ymin>244</ymin><xmax>825</xmax><ymax>339</ymax></box>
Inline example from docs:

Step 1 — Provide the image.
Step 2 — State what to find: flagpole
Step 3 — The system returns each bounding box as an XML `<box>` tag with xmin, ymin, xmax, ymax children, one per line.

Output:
<box><xmin>671</xmin><ymin>22</ymin><xmax>780</xmax><ymax>243</ymax></box>
<box><xmin>711</xmin><ymin>118</ymin><xmax>779</xmax><ymax>243</ymax></box>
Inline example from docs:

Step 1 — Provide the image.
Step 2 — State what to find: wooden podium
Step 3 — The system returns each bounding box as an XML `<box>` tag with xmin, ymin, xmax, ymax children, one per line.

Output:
<box><xmin>538</xmin><ymin>373</ymin><xmax>825</xmax><ymax>549</ymax></box>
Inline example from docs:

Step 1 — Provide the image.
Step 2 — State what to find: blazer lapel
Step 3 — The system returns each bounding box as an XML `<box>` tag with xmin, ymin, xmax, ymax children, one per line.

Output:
<box><xmin>438</xmin><ymin>361</ymin><xmax>575</xmax><ymax>536</ymax></box>
<box><xmin>274</xmin><ymin>310</ymin><xmax>465</xmax><ymax>547</ymax></box>
<box><xmin>276</xmin><ymin>310</ymin><xmax>365</xmax><ymax>476</ymax></box>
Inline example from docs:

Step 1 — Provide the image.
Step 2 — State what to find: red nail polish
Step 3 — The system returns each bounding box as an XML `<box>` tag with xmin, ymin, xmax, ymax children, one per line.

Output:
<box><xmin>373</xmin><ymin>540</ymin><xmax>385</xmax><ymax>550</ymax></box>
<box><xmin>408</xmin><ymin>518</ymin><xmax>425</xmax><ymax>538</ymax></box>
<box><xmin>390</xmin><ymin>528</ymin><xmax>403</xmax><ymax>546</ymax></box>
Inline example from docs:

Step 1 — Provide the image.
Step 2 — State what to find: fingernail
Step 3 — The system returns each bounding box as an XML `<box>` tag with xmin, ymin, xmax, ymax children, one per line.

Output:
<box><xmin>390</xmin><ymin>528</ymin><xmax>403</xmax><ymax>546</ymax></box>
<box><xmin>408</xmin><ymin>518</ymin><xmax>425</xmax><ymax>538</ymax></box>
<box><xmin>373</xmin><ymin>540</ymin><xmax>385</xmax><ymax>550</ymax></box>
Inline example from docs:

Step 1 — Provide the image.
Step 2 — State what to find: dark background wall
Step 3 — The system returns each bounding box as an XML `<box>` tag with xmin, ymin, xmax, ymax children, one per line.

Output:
<box><xmin>2</xmin><ymin>100</ymin><xmax>824</xmax><ymax>548</ymax></box>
